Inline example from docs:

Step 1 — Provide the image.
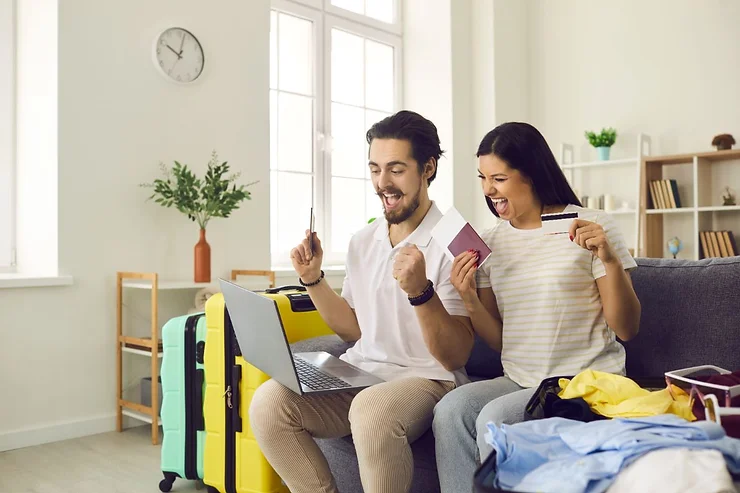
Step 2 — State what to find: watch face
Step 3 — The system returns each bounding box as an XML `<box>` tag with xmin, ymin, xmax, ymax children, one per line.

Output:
<box><xmin>154</xmin><ymin>27</ymin><xmax>204</xmax><ymax>83</ymax></box>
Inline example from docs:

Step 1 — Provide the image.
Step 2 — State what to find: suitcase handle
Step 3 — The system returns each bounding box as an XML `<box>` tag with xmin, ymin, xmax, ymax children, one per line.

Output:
<box><xmin>195</xmin><ymin>369</ymin><xmax>205</xmax><ymax>431</ymax></box>
<box><xmin>231</xmin><ymin>365</ymin><xmax>242</xmax><ymax>433</ymax></box>
<box><xmin>264</xmin><ymin>285</ymin><xmax>306</xmax><ymax>294</ymax></box>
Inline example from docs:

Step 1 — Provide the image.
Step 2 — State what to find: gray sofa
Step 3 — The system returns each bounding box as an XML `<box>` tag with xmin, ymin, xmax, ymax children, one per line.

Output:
<box><xmin>290</xmin><ymin>257</ymin><xmax>740</xmax><ymax>492</ymax></box>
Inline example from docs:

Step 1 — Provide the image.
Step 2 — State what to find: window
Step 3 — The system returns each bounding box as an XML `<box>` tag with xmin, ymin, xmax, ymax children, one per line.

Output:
<box><xmin>270</xmin><ymin>0</ymin><xmax>402</xmax><ymax>267</ymax></box>
<box><xmin>0</xmin><ymin>0</ymin><xmax>15</xmax><ymax>272</ymax></box>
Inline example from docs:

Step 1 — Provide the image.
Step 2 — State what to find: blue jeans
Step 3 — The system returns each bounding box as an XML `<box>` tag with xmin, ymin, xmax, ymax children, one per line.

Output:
<box><xmin>432</xmin><ymin>376</ymin><xmax>536</xmax><ymax>493</ymax></box>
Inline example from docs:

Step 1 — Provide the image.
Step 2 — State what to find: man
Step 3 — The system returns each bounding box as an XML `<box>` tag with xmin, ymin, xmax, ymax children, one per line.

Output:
<box><xmin>249</xmin><ymin>110</ymin><xmax>475</xmax><ymax>493</ymax></box>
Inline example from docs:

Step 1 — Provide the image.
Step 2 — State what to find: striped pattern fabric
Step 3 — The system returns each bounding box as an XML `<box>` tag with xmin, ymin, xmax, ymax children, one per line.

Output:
<box><xmin>249</xmin><ymin>377</ymin><xmax>455</xmax><ymax>493</ymax></box>
<box><xmin>476</xmin><ymin>205</ymin><xmax>637</xmax><ymax>388</ymax></box>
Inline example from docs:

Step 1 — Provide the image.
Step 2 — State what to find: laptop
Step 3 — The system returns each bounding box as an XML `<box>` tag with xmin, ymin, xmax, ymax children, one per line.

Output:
<box><xmin>218</xmin><ymin>279</ymin><xmax>384</xmax><ymax>395</ymax></box>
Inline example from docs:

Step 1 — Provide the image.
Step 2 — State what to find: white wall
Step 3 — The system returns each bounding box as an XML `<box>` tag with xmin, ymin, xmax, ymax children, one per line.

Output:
<box><xmin>0</xmin><ymin>0</ymin><xmax>270</xmax><ymax>451</ymax></box>
<box><xmin>469</xmin><ymin>0</ymin><xmax>532</xmax><ymax>230</ymax></box>
<box><xmin>403</xmin><ymin>0</ymin><xmax>454</xmax><ymax>214</ymax></box>
<box><xmin>528</xmin><ymin>0</ymin><xmax>740</xmax><ymax>257</ymax></box>
<box><xmin>529</xmin><ymin>0</ymin><xmax>740</xmax><ymax>159</ymax></box>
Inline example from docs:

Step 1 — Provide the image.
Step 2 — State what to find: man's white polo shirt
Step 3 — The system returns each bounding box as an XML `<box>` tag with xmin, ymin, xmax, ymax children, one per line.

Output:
<box><xmin>338</xmin><ymin>201</ymin><xmax>470</xmax><ymax>385</ymax></box>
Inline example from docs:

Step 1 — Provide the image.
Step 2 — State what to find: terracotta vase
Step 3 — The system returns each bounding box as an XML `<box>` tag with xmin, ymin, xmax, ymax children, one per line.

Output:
<box><xmin>194</xmin><ymin>228</ymin><xmax>211</xmax><ymax>283</ymax></box>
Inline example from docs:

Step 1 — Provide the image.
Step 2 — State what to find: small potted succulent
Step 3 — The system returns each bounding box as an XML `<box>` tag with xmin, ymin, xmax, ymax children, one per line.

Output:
<box><xmin>585</xmin><ymin>127</ymin><xmax>617</xmax><ymax>161</ymax></box>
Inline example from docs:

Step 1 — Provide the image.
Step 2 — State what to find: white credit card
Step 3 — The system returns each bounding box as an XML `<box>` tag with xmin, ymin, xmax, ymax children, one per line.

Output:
<box><xmin>541</xmin><ymin>211</ymin><xmax>578</xmax><ymax>235</ymax></box>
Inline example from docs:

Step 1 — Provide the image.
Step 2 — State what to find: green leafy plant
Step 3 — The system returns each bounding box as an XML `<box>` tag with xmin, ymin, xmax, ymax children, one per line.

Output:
<box><xmin>140</xmin><ymin>151</ymin><xmax>257</xmax><ymax>229</ymax></box>
<box><xmin>585</xmin><ymin>127</ymin><xmax>617</xmax><ymax>148</ymax></box>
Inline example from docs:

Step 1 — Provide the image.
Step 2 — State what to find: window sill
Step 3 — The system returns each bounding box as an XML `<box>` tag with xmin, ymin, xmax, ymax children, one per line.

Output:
<box><xmin>0</xmin><ymin>273</ymin><xmax>74</xmax><ymax>289</ymax></box>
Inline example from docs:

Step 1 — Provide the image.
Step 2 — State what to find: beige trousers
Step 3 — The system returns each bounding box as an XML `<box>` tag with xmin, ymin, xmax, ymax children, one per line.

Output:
<box><xmin>249</xmin><ymin>376</ymin><xmax>456</xmax><ymax>493</ymax></box>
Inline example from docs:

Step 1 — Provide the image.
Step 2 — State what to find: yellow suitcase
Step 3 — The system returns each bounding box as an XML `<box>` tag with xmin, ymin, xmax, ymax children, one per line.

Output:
<box><xmin>203</xmin><ymin>285</ymin><xmax>334</xmax><ymax>493</ymax></box>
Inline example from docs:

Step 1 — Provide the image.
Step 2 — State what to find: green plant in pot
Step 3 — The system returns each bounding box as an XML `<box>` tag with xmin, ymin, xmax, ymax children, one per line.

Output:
<box><xmin>140</xmin><ymin>151</ymin><xmax>257</xmax><ymax>282</ymax></box>
<box><xmin>585</xmin><ymin>127</ymin><xmax>617</xmax><ymax>161</ymax></box>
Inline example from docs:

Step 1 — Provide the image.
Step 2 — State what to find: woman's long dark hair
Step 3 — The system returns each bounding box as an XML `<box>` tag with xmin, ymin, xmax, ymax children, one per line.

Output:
<box><xmin>477</xmin><ymin>122</ymin><xmax>582</xmax><ymax>217</ymax></box>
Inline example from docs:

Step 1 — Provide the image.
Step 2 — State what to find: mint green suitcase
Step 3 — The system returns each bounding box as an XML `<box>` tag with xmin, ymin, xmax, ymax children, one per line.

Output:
<box><xmin>159</xmin><ymin>313</ymin><xmax>207</xmax><ymax>492</ymax></box>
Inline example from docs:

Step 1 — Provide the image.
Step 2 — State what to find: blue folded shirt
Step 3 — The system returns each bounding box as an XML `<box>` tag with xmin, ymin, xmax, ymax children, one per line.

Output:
<box><xmin>484</xmin><ymin>414</ymin><xmax>740</xmax><ymax>493</ymax></box>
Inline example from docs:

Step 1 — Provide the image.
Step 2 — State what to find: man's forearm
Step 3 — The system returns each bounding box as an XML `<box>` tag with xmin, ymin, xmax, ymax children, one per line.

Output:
<box><xmin>306</xmin><ymin>278</ymin><xmax>361</xmax><ymax>342</ymax></box>
<box><xmin>601</xmin><ymin>261</ymin><xmax>641</xmax><ymax>341</ymax></box>
<box><xmin>414</xmin><ymin>294</ymin><xmax>474</xmax><ymax>371</ymax></box>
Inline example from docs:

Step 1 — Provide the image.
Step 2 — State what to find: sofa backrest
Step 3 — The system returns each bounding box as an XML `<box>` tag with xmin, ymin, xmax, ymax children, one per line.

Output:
<box><xmin>623</xmin><ymin>256</ymin><xmax>740</xmax><ymax>376</ymax></box>
<box><xmin>465</xmin><ymin>256</ymin><xmax>740</xmax><ymax>380</ymax></box>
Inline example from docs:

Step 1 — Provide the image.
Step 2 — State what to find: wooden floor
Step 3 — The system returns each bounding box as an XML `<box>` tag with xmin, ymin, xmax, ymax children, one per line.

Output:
<box><xmin>0</xmin><ymin>426</ymin><xmax>202</xmax><ymax>493</ymax></box>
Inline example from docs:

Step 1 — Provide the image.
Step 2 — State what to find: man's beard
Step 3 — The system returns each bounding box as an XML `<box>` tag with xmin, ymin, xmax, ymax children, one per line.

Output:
<box><xmin>380</xmin><ymin>188</ymin><xmax>421</xmax><ymax>225</ymax></box>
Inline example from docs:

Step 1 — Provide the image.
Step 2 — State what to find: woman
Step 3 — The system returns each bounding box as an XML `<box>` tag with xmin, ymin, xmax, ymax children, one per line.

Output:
<box><xmin>432</xmin><ymin>122</ymin><xmax>641</xmax><ymax>493</ymax></box>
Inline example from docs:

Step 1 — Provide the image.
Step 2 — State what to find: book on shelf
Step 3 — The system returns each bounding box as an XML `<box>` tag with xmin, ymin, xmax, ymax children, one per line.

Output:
<box><xmin>648</xmin><ymin>179</ymin><xmax>681</xmax><ymax>209</ymax></box>
<box><xmin>699</xmin><ymin>230</ymin><xmax>737</xmax><ymax>258</ymax></box>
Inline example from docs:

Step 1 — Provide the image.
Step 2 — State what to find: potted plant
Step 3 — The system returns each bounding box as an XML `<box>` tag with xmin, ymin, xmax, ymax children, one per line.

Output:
<box><xmin>140</xmin><ymin>151</ymin><xmax>257</xmax><ymax>282</ymax></box>
<box><xmin>585</xmin><ymin>127</ymin><xmax>617</xmax><ymax>161</ymax></box>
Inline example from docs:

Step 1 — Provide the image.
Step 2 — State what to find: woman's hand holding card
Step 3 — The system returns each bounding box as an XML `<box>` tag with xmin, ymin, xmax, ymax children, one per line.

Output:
<box><xmin>451</xmin><ymin>250</ymin><xmax>479</xmax><ymax>303</ymax></box>
<box><xmin>569</xmin><ymin>218</ymin><xmax>618</xmax><ymax>265</ymax></box>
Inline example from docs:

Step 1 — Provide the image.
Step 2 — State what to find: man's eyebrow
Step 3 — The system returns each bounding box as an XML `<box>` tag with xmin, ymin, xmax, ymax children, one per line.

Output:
<box><xmin>368</xmin><ymin>161</ymin><xmax>409</xmax><ymax>167</ymax></box>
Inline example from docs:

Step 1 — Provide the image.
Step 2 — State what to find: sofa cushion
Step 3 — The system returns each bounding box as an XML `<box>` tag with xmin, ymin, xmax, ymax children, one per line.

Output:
<box><xmin>623</xmin><ymin>257</ymin><xmax>740</xmax><ymax>377</ymax></box>
<box><xmin>465</xmin><ymin>334</ymin><xmax>504</xmax><ymax>379</ymax></box>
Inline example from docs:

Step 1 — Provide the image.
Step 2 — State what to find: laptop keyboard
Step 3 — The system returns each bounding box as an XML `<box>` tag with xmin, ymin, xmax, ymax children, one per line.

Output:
<box><xmin>293</xmin><ymin>357</ymin><xmax>352</xmax><ymax>390</ymax></box>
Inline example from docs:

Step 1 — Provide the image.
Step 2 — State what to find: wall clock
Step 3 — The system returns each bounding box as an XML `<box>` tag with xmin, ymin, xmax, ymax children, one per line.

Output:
<box><xmin>153</xmin><ymin>27</ymin><xmax>205</xmax><ymax>83</ymax></box>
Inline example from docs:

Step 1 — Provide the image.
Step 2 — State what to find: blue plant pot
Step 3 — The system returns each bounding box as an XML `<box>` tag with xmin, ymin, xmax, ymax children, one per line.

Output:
<box><xmin>597</xmin><ymin>147</ymin><xmax>611</xmax><ymax>161</ymax></box>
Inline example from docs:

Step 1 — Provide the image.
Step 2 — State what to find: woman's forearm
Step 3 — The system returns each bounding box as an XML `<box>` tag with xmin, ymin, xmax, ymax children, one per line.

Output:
<box><xmin>599</xmin><ymin>261</ymin><xmax>641</xmax><ymax>341</ymax></box>
<box><xmin>463</xmin><ymin>292</ymin><xmax>503</xmax><ymax>352</ymax></box>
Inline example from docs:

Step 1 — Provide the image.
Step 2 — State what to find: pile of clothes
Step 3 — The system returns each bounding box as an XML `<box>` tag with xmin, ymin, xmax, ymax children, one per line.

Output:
<box><xmin>482</xmin><ymin>369</ymin><xmax>740</xmax><ymax>493</ymax></box>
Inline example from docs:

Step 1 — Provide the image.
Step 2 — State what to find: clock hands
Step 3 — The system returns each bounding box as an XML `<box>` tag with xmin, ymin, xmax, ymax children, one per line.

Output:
<box><xmin>179</xmin><ymin>31</ymin><xmax>186</xmax><ymax>56</ymax></box>
<box><xmin>166</xmin><ymin>44</ymin><xmax>182</xmax><ymax>59</ymax></box>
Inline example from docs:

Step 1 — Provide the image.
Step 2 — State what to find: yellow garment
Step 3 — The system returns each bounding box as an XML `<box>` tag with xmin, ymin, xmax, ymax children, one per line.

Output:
<box><xmin>558</xmin><ymin>369</ymin><xmax>695</xmax><ymax>421</ymax></box>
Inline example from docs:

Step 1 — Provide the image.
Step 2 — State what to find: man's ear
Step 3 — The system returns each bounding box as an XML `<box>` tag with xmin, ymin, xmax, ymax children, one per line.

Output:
<box><xmin>423</xmin><ymin>158</ymin><xmax>437</xmax><ymax>181</ymax></box>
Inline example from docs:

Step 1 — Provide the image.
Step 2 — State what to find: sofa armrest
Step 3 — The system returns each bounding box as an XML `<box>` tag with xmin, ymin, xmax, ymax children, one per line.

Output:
<box><xmin>290</xmin><ymin>335</ymin><xmax>355</xmax><ymax>358</ymax></box>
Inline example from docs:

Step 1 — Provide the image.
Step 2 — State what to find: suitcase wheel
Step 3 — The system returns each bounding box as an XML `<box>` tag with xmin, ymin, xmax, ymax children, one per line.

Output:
<box><xmin>159</xmin><ymin>473</ymin><xmax>176</xmax><ymax>492</ymax></box>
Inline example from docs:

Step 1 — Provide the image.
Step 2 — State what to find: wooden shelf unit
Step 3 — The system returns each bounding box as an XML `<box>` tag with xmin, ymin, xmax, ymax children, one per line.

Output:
<box><xmin>116</xmin><ymin>269</ymin><xmax>276</xmax><ymax>445</ymax></box>
<box><xmin>559</xmin><ymin>134</ymin><xmax>652</xmax><ymax>256</ymax></box>
<box><xmin>639</xmin><ymin>148</ymin><xmax>740</xmax><ymax>259</ymax></box>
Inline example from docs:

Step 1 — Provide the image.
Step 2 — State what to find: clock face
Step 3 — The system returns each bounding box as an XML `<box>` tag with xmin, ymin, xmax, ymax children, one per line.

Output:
<box><xmin>154</xmin><ymin>28</ymin><xmax>204</xmax><ymax>83</ymax></box>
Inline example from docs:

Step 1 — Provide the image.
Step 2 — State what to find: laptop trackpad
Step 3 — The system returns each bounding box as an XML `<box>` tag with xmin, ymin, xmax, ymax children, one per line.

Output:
<box><xmin>329</xmin><ymin>366</ymin><xmax>368</xmax><ymax>378</ymax></box>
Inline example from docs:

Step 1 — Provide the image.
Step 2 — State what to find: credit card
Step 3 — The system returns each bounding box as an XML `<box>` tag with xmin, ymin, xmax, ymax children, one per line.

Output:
<box><xmin>541</xmin><ymin>211</ymin><xmax>578</xmax><ymax>235</ymax></box>
<box><xmin>309</xmin><ymin>207</ymin><xmax>315</xmax><ymax>253</ymax></box>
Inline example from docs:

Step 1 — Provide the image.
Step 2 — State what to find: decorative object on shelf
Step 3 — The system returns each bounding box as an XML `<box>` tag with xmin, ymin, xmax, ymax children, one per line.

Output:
<box><xmin>711</xmin><ymin>134</ymin><xmax>735</xmax><ymax>151</ymax></box>
<box><xmin>585</xmin><ymin>127</ymin><xmax>617</xmax><ymax>160</ymax></box>
<box><xmin>722</xmin><ymin>186</ymin><xmax>737</xmax><ymax>206</ymax></box>
<box><xmin>603</xmin><ymin>194</ymin><xmax>615</xmax><ymax>211</ymax></box>
<box><xmin>667</xmin><ymin>236</ymin><xmax>683</xmax><ymax>259</ymax></box>
<box><xmin>140</xmin><ymin>151</ymin><xmax>258</xmax><ymax>282</ymax></box>
<box><xmin>188</xmin><ymin>286</ymin><xmax>219</xmax><ymax>314</ymax></box>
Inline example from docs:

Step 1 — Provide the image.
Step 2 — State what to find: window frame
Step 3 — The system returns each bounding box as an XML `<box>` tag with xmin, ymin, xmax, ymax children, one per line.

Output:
<box><xmin>321</xmin><ymin>15</ymin><xmax>402</xmax><ymax>266</ymax></box>
<box><xmin>288</xmin><ymin>0</ymin><xmax>402</xmax><ymax>35</ymax></box>
<box><xmin>270</xmin><ymin>0</ymin><xmax>325</xmax><ymax>267</ymax></box>
<box><xmin>0</xmin><ymin>0</ymin><xmax>16</xmax><ymax>273</ymax></box>
<box><xmin>270</xmin><ymin>0</ymin><xmax>403</xmax><ymax>268</ymax></box>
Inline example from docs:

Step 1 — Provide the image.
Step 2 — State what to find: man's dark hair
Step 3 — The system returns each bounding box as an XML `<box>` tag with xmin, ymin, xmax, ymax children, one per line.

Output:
<box><xmin>366</xmin><ymin>110</ymin><xmax>444</xmax><ymax>186</ymax></box>
<box><xmin>476</xmin><ymin>122</ymin><xmax>582</xmax><ymax>217</ymax></box>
